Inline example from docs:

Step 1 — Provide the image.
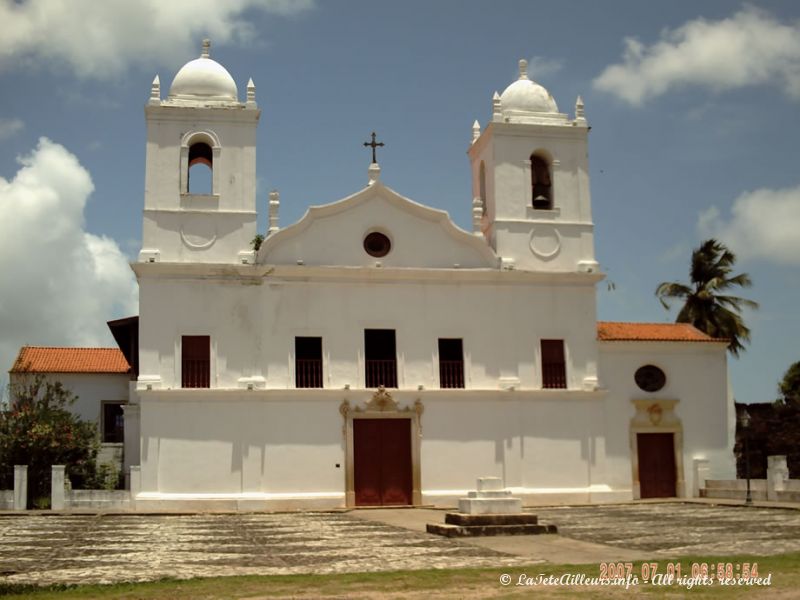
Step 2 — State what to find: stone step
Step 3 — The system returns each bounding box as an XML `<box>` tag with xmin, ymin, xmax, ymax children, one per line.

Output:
<box><xmin>476</xmin><ymin>477</ymin><xmax>504</xmax><ymax>492</ymax></box>
<box><xmin>704</xmin><ymin>479</ymin><xmax>767</xmax><ymax>491</ymax></box>
<box><xmin>466</xmin><ymin>490</ymin><xmax>512</xmax><ymax>499</ymax></box>
<box><xmin>458</xmin><ymin>497</ymin><xmax>522</xmax><ymax>514</ymax></box>
<box><xmin>445</xmin><ymin>512</ymin><xmax>539</xmax><ymax>526</ymax></box>
<box><xmin>700</xmin><ymin>488</ymin><xmax>767</xmax><ymax>501</ymax></box>
<box><xmin>426</xmin><ymin>522</ymin><xmax>557</xmax><ymax>537</ymax></box>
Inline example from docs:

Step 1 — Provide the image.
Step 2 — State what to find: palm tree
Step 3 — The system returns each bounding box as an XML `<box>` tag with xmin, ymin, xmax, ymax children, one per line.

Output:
<box><xmin>655</xmin><ymin>239</ymin><xmax>758</xmax><ymax>357</ymax></box>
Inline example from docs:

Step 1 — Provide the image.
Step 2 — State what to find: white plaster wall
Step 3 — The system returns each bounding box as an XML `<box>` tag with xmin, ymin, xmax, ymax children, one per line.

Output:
<box><xmin>599</xmin><ymin>342</ymin><xmax>735</xmax><ymax>496</ymax></box>
<box><xmin>137</xmin><ymin>275</ymin><xmax>599</xmax><ymax>391</ymax></box>
<box><xmin>139</xmin><ymin>394</ymin><xmax>344</xmax><ymax>495</ymax></box>
<box><xmin>421</xmin><ymin>394</ymin><xmax>608</xmax><ymax>494</ymax></box>
<box><xmin>136</xmin><ymin>390</ymin><xmax>617</xmax><ymax>500</ymax></box>
<box><xmin>142</xmin><ymin>212</ymin><xmax>256</xmax><ymax>264</ymax></box>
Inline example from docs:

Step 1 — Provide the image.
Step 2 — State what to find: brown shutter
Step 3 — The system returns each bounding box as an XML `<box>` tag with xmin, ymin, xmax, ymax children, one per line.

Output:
<box><xmin>541</xmin><ymin>339</ymin><xmax>567</xmax><ymax>389</ymax></box>
<box><xmin>182</xmin><ymin>335</ymin><xmax>210</xmax><ymax>388</ymax></box>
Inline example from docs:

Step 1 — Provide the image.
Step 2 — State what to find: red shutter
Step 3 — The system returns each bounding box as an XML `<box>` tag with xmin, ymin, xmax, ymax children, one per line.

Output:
<box><xmin>182</xmin><ymin>335</ymin><xmax>210</xmax><ymax>388</ymax></box>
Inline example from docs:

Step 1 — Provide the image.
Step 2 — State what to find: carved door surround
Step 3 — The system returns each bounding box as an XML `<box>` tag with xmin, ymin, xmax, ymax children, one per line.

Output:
<box><xmin>340</xmin><ymin>386</ymin><xmax>424</xmax><ymax>507</ymax></box>
<box><xmin>629</xmin><ymin>398</ymin><xmax>684</xmax><ymax>499</ymax></box>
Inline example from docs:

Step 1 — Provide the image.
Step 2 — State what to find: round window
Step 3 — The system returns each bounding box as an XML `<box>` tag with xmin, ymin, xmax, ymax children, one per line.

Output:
<box><xmin>635</xmin><ymin>365</ymin><xmax>666</xmax><ymax>393</ymax></box>
<box><xmin>364</xmin><ymin>232</ymin><xmax>391</xmax><ymax>257</ymax></box>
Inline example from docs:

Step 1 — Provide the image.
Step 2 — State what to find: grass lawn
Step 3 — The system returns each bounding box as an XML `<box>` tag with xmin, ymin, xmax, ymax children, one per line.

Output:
<box><xmin>1</xmin><ymin>553</ymin><xmax>797</xmax><ymax>599</ymax></box>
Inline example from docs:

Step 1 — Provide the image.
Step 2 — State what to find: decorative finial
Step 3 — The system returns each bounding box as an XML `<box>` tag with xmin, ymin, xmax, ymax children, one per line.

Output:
<box><xmin>518</xmin><ymin>59</ymin><xmax>528</xmax><ymax>80</ymax></box>
<box><xmin>472</xmin><ymin>197</ymin><xmax>483</xmax><ymax>234</ymax></box>
<box><xmin>268</xmin><ymin>190</ymin><xmax>280</xmax><ymax>235</ymax></box>
<box><xmin>246</xmin><ymin>77</ymin><xmax>256</xmax><ymax>107</ymax></box>
<box><xmin>149</xmin><ymin>75</ymin><xmax>161</xmax><ymax>105</ymax></box>
<box><xmin>492</xmin><ymin>91</ymin><xmax>502</xmax><ymax>122</ymax></box>
<box><xmin>368</xmin><ymin>162</ymin><xmax>381</xmax><ymax>186</ymax></box>
<box><xmin>575</xmin><ymin>95</ymin><xmax>585</xmax><ymax>122</ymax></box>
<box><xmin>201</xmin><ymin>39</ymin><xmax>211</xmax><ymax>58</ymax></box>
<box><xmin>363</xmin><ymin>131</ymin><xmax>384</xmax><ymax>165</ymax></box>
<box><xmin>471</xmin><ymin>120</ymin><xmax>481</xmax><ymax>144</ymax></box>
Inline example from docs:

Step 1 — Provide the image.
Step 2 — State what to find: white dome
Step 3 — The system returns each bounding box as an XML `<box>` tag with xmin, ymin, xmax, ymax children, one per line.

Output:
<box><xmin>168</xmin><ymin>40</ymin><xmax>238</xmax><ymax>103</ymax></box>
<box><xmin>499</xmin><ymin>59</ymin><xmax>558</xmax><ymax>115</ymax></box>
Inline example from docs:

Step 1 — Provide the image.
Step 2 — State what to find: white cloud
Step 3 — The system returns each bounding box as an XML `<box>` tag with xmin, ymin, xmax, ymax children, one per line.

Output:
<box><xmin>594</xmin><ymin>7</ymin><xmax>800</xmax><ymax>105</ymax></box>
<box><xmin>698</xmin><ymin>184</ymin><xmax>800</xmax><ymax>264</ymax></box>
<box><xmin>527</xmin><ymin>56</ymin><xmax>563</xmax><ymax>79</ymax></box>
<box><xmin>0</xmin><ymin>0</ymin><xmax>314</xmax><ymax>78</ymax></box>
<box><xmin>0</xmin><ymin>138</ymin><xmax>138</xmax><ymax>373</ymax></box>
<box><xmin>0</xmin><ymin>118</ymin><xmax>24</xmax><ymax>140</ymax></box>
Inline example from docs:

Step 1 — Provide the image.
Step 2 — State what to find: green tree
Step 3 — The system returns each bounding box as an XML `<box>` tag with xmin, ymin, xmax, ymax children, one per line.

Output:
<box><xmin>778</xmin><ymin>361</ymin><xmax>800</xmax><ymax>406</ymax></box>
<box><xmin>655</xmin><ymin>239</ymin><xmax>758</xmax><ymax>356</ymax></box>
<box><xmin>0</xmin><ymin>375</ymin><xmax>99</xmax><ymax>507</ymax></box>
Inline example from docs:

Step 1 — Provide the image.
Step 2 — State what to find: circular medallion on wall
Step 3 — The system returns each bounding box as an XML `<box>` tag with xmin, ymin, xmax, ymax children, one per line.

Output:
<box><xmin>180</xmin><ymin>214</ymin><xmax>217</xmax><ymax>250</ymax></box>
<box><xmin>635</xmin><ymin>365</ymin><xmax>666</xmax><ymax>393</ymax></box>
<box><xmin>529</xmin><ymin>226</ymin><xmax>561</xmax><ymax>259</ymax></box>
<box><xmin>363</xmin><ymin>231</ymin><xmax>391</xmax><ymax>257</ymax></box>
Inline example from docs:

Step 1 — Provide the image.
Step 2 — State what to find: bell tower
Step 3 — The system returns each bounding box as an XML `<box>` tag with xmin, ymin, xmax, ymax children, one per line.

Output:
<box><xmin>139</xmin><ymin>40</ymin><xmax>261</xmax><ymax>265</ymax></box>
<box><xmin>468</xmin><ymin>60</ymin><xmax>598</xmax><ymax>274</ymax></box>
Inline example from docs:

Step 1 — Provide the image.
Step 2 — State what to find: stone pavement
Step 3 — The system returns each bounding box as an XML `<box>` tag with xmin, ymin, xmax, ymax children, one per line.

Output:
<box><xmin>1</xmin><ymin>502</ymin><xmax>799</xmax><ymax>586</ymax></box>
<box><xmin>0</xmin><ymin>512</ymin><xmax>524</xmax><ymax>586</ymax></box>
<box><xmin>368</xmin><ymin>501</ymin><xmax>800</xmax><ymax>562</ymax></box>
<box><xmin>534</xmin><ymin>503</ymin><xmax>800</xmax><ymax>556</ymax></box>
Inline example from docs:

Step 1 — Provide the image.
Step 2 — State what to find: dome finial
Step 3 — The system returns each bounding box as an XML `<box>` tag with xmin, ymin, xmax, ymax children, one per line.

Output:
<box><xmin>518</xmin><ymin>59</ymin><xmax>528</xmax><ymax>80</ymax></box>
<box><xmin>201</xmin><ymin>39</ymin><xmax>211</xmax><ymax>58</ymax></box>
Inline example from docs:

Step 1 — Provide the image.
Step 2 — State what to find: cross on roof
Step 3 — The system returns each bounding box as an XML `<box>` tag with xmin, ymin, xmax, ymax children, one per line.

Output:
<box><xmin>363</xmin><ymin>131</ymin><xmax>384</xmax><ymax>164</ymax></box>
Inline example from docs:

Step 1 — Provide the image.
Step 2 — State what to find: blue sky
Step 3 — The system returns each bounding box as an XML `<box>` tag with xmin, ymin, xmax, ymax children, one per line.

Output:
<box><xmin>1</xmin><ymin>0</ymin><xmax>798</xmax><ymax>403</ymax></box>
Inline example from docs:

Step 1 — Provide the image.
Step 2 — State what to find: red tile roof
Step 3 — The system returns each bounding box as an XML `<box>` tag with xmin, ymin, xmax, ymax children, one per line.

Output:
<box><xmin>10</xmin><ymin>347</ymin><xmax>131</xmax><ymax>374</ymax></box>
<box><xmin>597</xmin><ymin>322</ymin><xmax>727</xmax><ymax>343</ymax></box>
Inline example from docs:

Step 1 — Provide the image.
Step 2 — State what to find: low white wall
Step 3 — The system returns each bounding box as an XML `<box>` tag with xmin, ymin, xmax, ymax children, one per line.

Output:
<box><xmin>65</xmin><ymin>490</ymin><xmax>131</xmax><ymax>510</ymax></box>
<box><xmin>702</xmin><ymin>479</ymin><xmax>800</xmax><ymax>502</ymax></box>
<box><xmin>0</xmin><ymin>490</ymin><xmax>13</xmax><ymax>510</ymax></box>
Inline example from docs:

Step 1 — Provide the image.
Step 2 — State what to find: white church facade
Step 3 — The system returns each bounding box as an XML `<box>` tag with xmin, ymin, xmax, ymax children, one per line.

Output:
<box><xmin>12</xmin><ymin>43</ymin><xmax>735</xmax><ymax>510</ymax></box>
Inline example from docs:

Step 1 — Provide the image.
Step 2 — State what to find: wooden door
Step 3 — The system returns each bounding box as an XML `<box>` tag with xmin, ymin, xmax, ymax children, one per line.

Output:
<box><xmin>637</xmin><ymin>433</ymin><xmax>677</xmax><ymax>498</ymax></box>
<box><xmin>353</xmin><ymin>419</ymin><xmax>412</xmax><ymax>506</ymax></box>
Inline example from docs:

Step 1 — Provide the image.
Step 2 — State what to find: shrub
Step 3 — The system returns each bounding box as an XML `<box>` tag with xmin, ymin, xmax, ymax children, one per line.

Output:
<box><xmin>0</xmin><ymin>375</ymin><xmax>99</xmax><ymax>507</ymax></box>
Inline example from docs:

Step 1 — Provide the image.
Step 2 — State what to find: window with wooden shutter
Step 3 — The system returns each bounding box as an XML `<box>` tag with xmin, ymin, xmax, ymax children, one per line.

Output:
<box><xmin>182</xmin><ymin>335</ymin><xmax>210</xmax><ymax>388</ymax></box>
<box><xmin>541</xmin><ymin>339</ymin><xmax>566</xmax><ymax>389</ymax></box>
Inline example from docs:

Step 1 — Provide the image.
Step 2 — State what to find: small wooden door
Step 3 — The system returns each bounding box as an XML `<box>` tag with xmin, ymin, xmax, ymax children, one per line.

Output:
<box><xmin>353</xmin><ymin>419</ymin><xmax>412</xmax><ymax>506</ymax></box>
<box><xmin>637</xmin><ymin>433</ymin><xmax>677</xmax><ymax>498</ymax></box>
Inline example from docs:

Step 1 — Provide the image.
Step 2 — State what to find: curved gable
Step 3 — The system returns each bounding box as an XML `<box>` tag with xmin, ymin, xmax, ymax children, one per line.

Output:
<box><xmin>258</xmin><ymin>183</ymin><xmax>498</xmax><ymax>269</ymax></box>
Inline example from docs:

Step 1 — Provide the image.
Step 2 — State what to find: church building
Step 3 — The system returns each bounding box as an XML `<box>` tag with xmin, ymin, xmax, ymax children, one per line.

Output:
<box><xmin>11</xmin><ymin>42</ymin><xmax>735</xmax><ymax>509</ymax></box>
